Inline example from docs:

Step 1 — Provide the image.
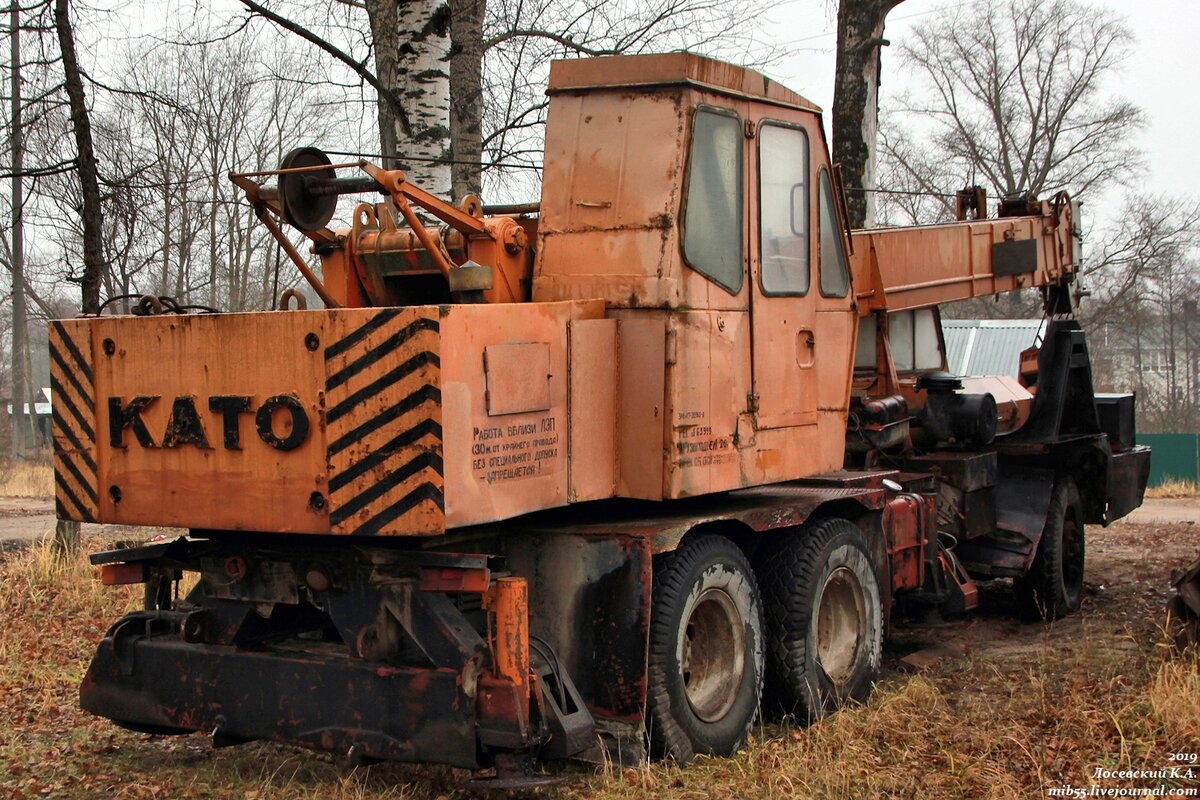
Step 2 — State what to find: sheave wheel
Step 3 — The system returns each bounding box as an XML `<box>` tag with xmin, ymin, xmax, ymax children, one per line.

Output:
<box><xmin>1014</xmin><ymin>476</ymin><xmax>1085</xmax><ymax>620</ymax></box>
<box><xmin>757</xmin><ymin>518</ymin><xmax>882</xmax><ymax>721</ymax></box>
<box><xmin>646</xmin><ymin>534</ymin><xmax>764</xmax><ymax>761</ymax></box>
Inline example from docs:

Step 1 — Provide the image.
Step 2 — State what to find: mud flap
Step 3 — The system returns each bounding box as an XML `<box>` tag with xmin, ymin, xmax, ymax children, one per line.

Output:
<box><xmin>954</xmin><ymin>469</ymin><xmax>1054</xmax><ymax>577</ymax></box>
<box><xmin>1105</xmin><ymin>446</ymin><xmax>1151</xmax><ymax>524</ymax></box>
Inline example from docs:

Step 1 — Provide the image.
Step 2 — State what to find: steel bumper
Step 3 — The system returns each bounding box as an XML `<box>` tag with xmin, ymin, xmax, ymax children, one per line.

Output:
<box><xmin>80</xmin><ymin>632</ymin><xmax>481</xmax><ymax>768</ymax></box>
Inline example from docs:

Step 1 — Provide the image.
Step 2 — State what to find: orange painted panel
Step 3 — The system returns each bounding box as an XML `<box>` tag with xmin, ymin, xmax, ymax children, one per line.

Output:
<box><xmin>536</xmin><ymin>88</ymin><xmax>686</xmax><ymax>299</ymax></box>
<box><xmin>92</xmin><ymin>310</ymin><xmax>333</xmax><ymax>533</ymax></box>
<box><xmin>439</xmin><ymin>300</ymin><xmax>605</xmax><ymax>527</ymax></box>
<box><xmin>323</xmin><ymin>307</ymin><xmax>444</xmax><ymax>536</ymax></box>
<box><xmin>615</xmin><ymin>316</ymin><xmax>666</xmax><ymax>500</ymax></box>
<box><xmin>568</xmin><ymin>319</ymin><xmax>617</xmax><ymax>502</ymax></box>
<box><xmin>485</xmin><ymin>343</ymin><xmax>552</xmax><ymax>416</ymax></box>
<box><xmin>49</xmin><ymin>320</ymin><xmax>99</xmax><ymax>522</ymax></box>
<box><xmin>663</xmin><ymin>310</ymin><xmax>749</xmax><ymax>498</ymax></box>
<box><xmin>536</xmin><ymin>83</ymin><xmax>753</xmax><ymax>313</ymax></box>
<box><xmin>815</xmin><ymin>309</ymin><xmax>857</xmax><ymax>417</ymax></box>
<box><xmin>547</xmin><ymin>53</ymin><xmax>820</xmax><ymax>114</ymax></box>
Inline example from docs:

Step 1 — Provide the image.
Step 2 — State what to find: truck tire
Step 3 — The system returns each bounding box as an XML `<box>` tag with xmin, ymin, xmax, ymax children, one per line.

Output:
<box><xmin>1014</xmin><ymin>476</ymin><xmax>1085</xmax><ymax>620</ymax></box>
<box><xmin>646</xmin><ymin>534</ymin><xmax>764</xmax><ymax>761</ymax></box>
<box><xmin>758</xmin><ymin>518</ymin><xmax>882</xmax><ymax>721</ymax></box>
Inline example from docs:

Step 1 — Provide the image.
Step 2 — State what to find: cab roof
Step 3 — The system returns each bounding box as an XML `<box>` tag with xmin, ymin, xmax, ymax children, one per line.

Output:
<box><xmin>546</xmin><ymin>52</ymin><xmax>822</xmax><ymax>114</ymax></box>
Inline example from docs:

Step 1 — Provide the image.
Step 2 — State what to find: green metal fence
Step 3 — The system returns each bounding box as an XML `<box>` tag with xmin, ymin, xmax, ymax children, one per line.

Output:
<box><xmin>1140</xmin><ymin>433</ymin><xmax>1200</xmax><ymax>487</ymax></box>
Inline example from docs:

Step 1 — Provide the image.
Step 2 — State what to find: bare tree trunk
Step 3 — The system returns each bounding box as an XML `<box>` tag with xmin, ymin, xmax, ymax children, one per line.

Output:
<box><xmin>9</xmin><ymin>1</ymin><xmax>32</xmax><ymax>457</ymax></box>
<box><xmin>366</xmin><ymin>0</ymin><xmax>452</xmax><ymax>197</ymax></box>
<box><xmin>449</xmin><ymin>0</ymin><xmax>485</xmax><ymax>200</ymax></box>
<box><xmin>54</xmin><ymin>0</ymin><xmax>102</xmax><ymax>555</ymax></box>
<box><xmin>55</xmin><ymin>0</ymin><xmax>104</xmax><ymax>313</ymax></box>
<box><xmin>832</xmin><ymin>0</ymin><xmax>903</xmax><ymax>229</ymax></box>
<box><xmin>208</xmin><ymin>171</ymin><xmax>219</xmax><ymax>308</ymax></box>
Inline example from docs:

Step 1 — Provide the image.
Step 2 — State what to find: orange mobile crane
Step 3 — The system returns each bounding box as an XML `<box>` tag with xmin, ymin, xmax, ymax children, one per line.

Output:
<box><xmin>57</xmin><ymin>54</ymin><xmax>1148</xmax><ymax>779</ymax></box>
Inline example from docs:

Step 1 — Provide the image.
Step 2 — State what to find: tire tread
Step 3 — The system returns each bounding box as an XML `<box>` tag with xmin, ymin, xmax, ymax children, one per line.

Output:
<box><xmin>758</xmin><ymin>518</ymin><xmax>880</xmax><ymax>719</ymax></box>
<box><xmin>646</xmin><ymin>534</ymin><xmax>761</xmax><ymax>761</ymax></box>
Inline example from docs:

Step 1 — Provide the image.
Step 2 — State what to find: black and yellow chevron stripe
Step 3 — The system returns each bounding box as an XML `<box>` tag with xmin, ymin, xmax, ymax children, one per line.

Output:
<box><xmin>49</xmin><ymin>321</ymin><xmax>98</xmax><ymax>522</ymax></box>
<box><xmin>324</xmin><ymin>308</ymin><xmax>444</xmax><ymax>535</ymax></box>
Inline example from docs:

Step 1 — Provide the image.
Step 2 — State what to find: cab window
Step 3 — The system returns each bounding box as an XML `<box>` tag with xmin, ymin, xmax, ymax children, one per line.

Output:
<box><xmin>682</xmin><ymin>108</ymin><xmax>743</xmax><ymax>294</ymax></box>
<box><xmin>890</xmin><ymin>309</ymin><xmax>943</xmax><ymax>372</ymax></box>
<box><xmin>817</xmin><ymin>169</ymin><xmax>850</xmax><ymax>297</ymax></box>
<box><xmin>757</xmin><ymin>123</ymin><xmax>809</xmax><ymax>295</ymax></box>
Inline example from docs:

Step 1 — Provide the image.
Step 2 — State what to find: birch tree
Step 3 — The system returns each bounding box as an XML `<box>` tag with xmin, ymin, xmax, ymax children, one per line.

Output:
<box><xmin>366</xmin><ymin>0</ymin><xmax>453</xmax><ymax>195</ymax></box>
<box><xmin>240</xmin><ymin>0</ymin><xmax>775</xmax><ymax>201</ymax></box>
<box><xmin>832</xmin><ymin>0</ymin><xmax>904</xmax><ymax>228</ymax></box>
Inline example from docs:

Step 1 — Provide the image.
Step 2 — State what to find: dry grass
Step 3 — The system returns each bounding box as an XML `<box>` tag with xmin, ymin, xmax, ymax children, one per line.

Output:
<box><xmin>1146</xmin><ymin>479</ymin><xmax>1199</xmax><ymax>499</ymax></box>
<box><xmin>0</xmin><ymin>457</ymin><xmax>54</xmax><ymax>497</ymax></box>
<box><xmin>1149</xmin><ymin>649</ymin><xmax>1200</xmax><ymax>745</ymax></box>
<box><xmin>564</xmin><ymin>635</ymin><xmax>1200</xmax><ymax>800</ymax></box>
<box><xmin>2</xmin><ymin>520</ymin><xmax>1199</xmax><ymax>799</ymax></box>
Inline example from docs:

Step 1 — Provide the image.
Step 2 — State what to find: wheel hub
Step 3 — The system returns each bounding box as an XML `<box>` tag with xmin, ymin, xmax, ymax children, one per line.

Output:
<box><xmin>680</xmin><ymin>587</ymin><xmax>744</xmax><ymax>722</ymax></box>
<box><xmin>815</xmin><ymin>566</ymin><xmax>865</xmax><ymax>685</ymax></box>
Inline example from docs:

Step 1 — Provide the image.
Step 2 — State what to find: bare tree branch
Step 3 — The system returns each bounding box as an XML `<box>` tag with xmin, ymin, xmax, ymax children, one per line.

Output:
<box><xmin>239</xmin><ymin>0</ymin><xmax>411</xmax><ymax>135</ymax></box>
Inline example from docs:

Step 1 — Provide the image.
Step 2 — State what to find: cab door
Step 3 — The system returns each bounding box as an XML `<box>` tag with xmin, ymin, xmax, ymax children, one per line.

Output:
<box><xmin>812</xmin><ymin>165</ymin><xmax>857</xmax><ymax>430</ymax></box>
<box><xmin>748</xmin><ymin>119</ymin><xmax>818</xmax><ymax>429</ymax></box>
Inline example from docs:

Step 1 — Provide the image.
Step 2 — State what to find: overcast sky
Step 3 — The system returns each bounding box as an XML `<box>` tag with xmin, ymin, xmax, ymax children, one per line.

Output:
<box><xmin>756</xmin><ymin>0</ymin><xmax>1200</xmax><ymax>228</ymax></box>
<box><xmin>76</xmin><ymin>0</ymin><xmax>1199</xmax><ymax>226</ymax></box>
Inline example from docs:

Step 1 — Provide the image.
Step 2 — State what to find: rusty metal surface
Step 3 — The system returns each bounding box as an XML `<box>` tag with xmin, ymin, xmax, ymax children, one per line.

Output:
<box><xmin>81</xmin><ymin>635</ymin><xmax>480</xmax><ymax>768</ymax></box>
<box><xmin>79</xmin><ymin>538</ymin><xmax>579</xmax><ymax>768</ymax></box>
<box><xmin>505</xmin><ymin>531</ymin><xmax>652</xmax><ymax>723</ymax></box>
<box><xmin>519</xmin><ymin>485</ymin><xmax>883</xmax><ymax>556</ymax></box>
<box><xmin>568</xmin><ymin>319</ymin><xmax>617</xmax><ymax>501</ymax></box>
<box><xmin>547</xmin><ymin>52</ymin><xmax>821</xmax><ymax>113</ymax></box>
<box><xmin>849</xmin><ymin>198</ymin><xmax>1078</xmax><ymax>314</ymax></box>
<box><xmin>485</xmin><ymin>578</ymin><xmax>532</xmax><ymax>728</ymax></box>
<box><xmin>883</xmin><ymin>493</ymin><xmax>928</xmax><ymax>593</ymax></box>
<box><xmin>615</xmin><ymin>316</ymin><xmax>667</xmax><ymax>500</ymax></box>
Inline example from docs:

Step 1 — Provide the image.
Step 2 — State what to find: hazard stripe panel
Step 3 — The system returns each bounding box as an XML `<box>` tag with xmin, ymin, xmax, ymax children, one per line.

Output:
<box><xmin>324</xmin><ymin>309</ymin><xmax>444</xmax><ymax>535</ymax></box>
<box><xmin>49</xmin><ymin>320</ymin><xmax>98</xmax><ymax>522</ymax></box>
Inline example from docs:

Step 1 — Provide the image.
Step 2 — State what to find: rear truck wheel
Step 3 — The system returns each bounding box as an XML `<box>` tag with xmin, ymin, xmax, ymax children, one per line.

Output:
<box><xmin>1014</xmin><ymin>476</ymin><xmax>1085</xmax><ymax>620</ymax></box>
<box><xmin>646</xmin><ymin>534</ymin><xmax>764</xmax><ymax>761</ymax></box>
<box><xmin>758</xmin><ymin>518</ymin><xmax>882</xmax><ymax>721</ymax></box>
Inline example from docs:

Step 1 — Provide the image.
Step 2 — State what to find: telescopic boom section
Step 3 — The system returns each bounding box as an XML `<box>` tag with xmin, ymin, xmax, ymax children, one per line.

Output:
<box><xmin>850</xmin><ymin>194</ymin><xmax>1080</xmax><ymax>314</ymax></box>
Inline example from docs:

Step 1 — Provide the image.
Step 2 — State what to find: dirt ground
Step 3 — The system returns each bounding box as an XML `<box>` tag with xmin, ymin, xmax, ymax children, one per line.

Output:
<box><xmin>1</xmin><ymin>497</ymin><xmax>1198</xmax><ymax>798</ymax></box>
<box><xmin>890</xmin><ymin>496</ymin><xmax>1198</xmax><ymax>670</ymax></box>
<box><xmin>0</xmin><ymin>496</ymin><xmax>170</xmax><ymax>550</ymax></box>
<box><xmin>0</xmin><ymin>497</ymin><xmax>56</xmax><ymax>545</ymax></box>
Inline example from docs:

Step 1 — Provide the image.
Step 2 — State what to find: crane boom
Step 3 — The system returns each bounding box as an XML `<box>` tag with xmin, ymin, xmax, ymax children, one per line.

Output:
<box><xmin>851</xmin><ymin>196</ymin><xmax>1079</xmax><ymax>314</ymax></box>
